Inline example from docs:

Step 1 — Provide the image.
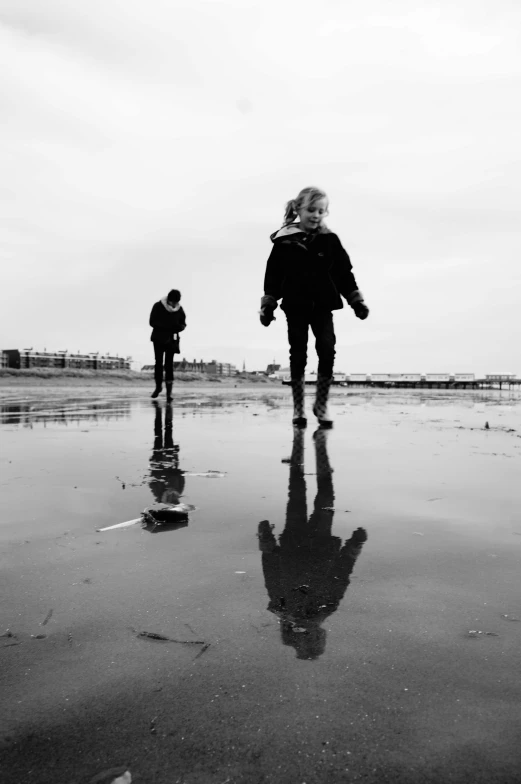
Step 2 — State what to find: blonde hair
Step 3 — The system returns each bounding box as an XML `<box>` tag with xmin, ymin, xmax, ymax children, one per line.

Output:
<box><xmin>283</xmin><ymin>186</ymin><xmax>328</xmax><ymax>226</ymax></box>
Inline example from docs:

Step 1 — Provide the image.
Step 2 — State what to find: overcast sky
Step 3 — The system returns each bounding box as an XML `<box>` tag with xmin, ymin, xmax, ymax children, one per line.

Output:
<box><xmin>1</xmin><ymin>0</ymin><xmax>520</xmax><ymax>375</ymax></box>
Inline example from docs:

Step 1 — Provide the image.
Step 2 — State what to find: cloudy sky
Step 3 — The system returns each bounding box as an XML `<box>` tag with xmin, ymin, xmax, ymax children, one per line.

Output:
<box><xmin>1</xmin><ymin>0</ymin><xmax>520</xmax><ymax>375</ymax></box>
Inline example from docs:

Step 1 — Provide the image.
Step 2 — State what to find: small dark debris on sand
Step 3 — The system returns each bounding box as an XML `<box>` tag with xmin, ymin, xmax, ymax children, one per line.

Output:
<box><xmin>41</xmin><ymin>609</ymin><xmax>53</xmax><ymax>626</ymax></box>
<box><xmin>133</xmin><ymin>629</ymin><xmax>205</xmax><ymax>645</ymax></box>
<box><xmin>1</xmin><ymin>630</ymin><xmax>21</xmax><ymax>648</ymax></box>
<box><xmin>193</xmin><ymin>643</ymin><xmax>211</xmax><ymax>660</ymax></box>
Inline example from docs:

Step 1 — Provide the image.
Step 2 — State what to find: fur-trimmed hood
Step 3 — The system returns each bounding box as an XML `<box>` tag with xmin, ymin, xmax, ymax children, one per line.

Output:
<box><xmin>270</xmin><ymin>222</ymin><xmax>331</xmax><ymax>243</ymax></box>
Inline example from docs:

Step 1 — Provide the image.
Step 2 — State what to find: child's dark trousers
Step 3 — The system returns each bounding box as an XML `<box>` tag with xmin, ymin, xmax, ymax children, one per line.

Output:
<box><xmin>285</xmin><ymin>308</ymin><xmax>336</xmax><ymax>380</ymax></box>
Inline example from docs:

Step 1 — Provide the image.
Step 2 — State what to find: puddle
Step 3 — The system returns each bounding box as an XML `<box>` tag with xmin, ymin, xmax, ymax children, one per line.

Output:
<box><xmin>1</xmin><ymin>389</ymin><xmax>521</xmax><ymax>782</ymax></box>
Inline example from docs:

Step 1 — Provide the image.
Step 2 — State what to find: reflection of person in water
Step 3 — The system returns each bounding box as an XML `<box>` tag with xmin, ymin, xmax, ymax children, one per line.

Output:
<box><xmin>258</xmin><ymin>427</ymin><xmax>367</xmax><ymax>660</ymax></box>
<box><xmin>149</xmin><ymin>402</ymin><xmax>185</xmax><ymax>507</ymax></box>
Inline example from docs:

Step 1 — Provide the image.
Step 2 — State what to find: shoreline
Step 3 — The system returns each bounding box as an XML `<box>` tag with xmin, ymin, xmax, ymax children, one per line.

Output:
<box><xmin>1</xmin><ymin>370</ymin><xmax>519</xmax><ymax>396</ymax></box>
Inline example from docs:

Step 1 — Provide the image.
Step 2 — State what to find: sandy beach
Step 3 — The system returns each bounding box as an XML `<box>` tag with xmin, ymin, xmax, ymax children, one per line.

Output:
<box><xmin>1</xmin><ymin>382</ymin><xmax>521</xmax><ymax>784</ymax></box>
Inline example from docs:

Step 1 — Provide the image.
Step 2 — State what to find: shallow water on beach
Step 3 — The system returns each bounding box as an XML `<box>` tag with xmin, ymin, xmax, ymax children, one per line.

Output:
<box><xmin>1</xmin><ymin>388</ymin><xmax>521</xmax><ymax>783</ymax></box>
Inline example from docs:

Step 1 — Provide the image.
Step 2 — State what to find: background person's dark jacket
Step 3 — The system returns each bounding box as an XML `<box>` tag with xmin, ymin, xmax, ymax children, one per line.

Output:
<box><xmin>149</xmin><ymin>302</ymin><xmax>186</xmax><ymax>345</ymax></box>
<box><xmin>263</xmin><ymin>226</ymin><xmax>362</xmax><ymax>313</ymax></box>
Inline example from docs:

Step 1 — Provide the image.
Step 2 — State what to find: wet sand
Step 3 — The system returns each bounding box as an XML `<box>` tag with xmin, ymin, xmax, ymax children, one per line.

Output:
<box><xmin>1</xmin><ymin>385</ymin><xmax>521</xmax><ymax>784</ymax></box>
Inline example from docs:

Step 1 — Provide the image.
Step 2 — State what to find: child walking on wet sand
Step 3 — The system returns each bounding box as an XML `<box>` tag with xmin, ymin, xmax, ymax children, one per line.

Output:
<box><xmin>259</xmin><ymin>186</ymin><xmax>369</xmax><ymax>427</ymax></box>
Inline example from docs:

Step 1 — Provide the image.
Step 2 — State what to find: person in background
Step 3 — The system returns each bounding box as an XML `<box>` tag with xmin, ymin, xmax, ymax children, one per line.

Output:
<box><xmin>260</xmin><ymin>186</ymin><xmax>369</xmax><ymax>427</ymax></box>
<box><xmin>149</xmin><ymin>289</ymin><xmax>186</xmax><ymax>401</ymax></box>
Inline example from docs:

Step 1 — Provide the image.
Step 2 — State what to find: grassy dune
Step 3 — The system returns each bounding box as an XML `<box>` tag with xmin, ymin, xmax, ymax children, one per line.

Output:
<box><xmin>0</xmin><ymin>368</ymin><xmax>278</xmax><ymax>386</ymax></box>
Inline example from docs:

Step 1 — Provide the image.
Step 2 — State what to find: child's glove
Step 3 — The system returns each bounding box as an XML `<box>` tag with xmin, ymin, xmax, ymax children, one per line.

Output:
<box><xmin>260</xmin><ymin>306</ymin><xmax>276</xmax><ymax>327</ymax></box>
<box><xmin>259</xmin><ymin>295</ymin><xmax>277</xmax><ymax>327</ymax></box>
<box><xmin>347</xmin><ymin>290</ymin><xmax>369</xmax><ymax>320</ymax></box>
<box><xmin>353</xmin><ymin>302</ymin><xmax>369</xmax><ymax>320</ymax></box>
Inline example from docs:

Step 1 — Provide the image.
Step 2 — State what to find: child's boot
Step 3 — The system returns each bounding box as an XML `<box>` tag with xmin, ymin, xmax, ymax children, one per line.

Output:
<box><xmin>313</xmin><ymin>374</ymin><xmax>333</xmax><ymax>428</ymax></box>
<box><xmin>166</xmin><ymin>382</ymin><xmax>173</xmax><ymax>403</ymax></box>
<box><xmin>290</xmin><ymin>376</ymin><xmax>307</xmax><ymax>427</ymax></box>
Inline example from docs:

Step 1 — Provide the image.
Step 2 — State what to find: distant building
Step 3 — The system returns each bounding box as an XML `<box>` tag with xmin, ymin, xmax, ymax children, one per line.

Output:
<box><xmin>270</xmin><ymin>367</ymin><xmax>290</xmax><ymax>380</ymax></box>
<box><xmin>266</xmin><ymin>363</ymin><xmax>281</xmax><ymax>374</ymax></box>
<box><xmin>2</xmin><ymin>349</ymin><xmax>131</xmax><ymax>370</ymax></box>
<box><xmin>173</xmin><ymin>358</ymin><xmax>206</xmax><ymax>373</ymax></box>
<box><xmin>141</xmin><ymin>358</ymin><xmax>237</xmax><ymax>376</ymax></box>
<box><xmin>203</xmin><ymin>360</ymin><xmax>237</xmax><ymax>376</ymax></box>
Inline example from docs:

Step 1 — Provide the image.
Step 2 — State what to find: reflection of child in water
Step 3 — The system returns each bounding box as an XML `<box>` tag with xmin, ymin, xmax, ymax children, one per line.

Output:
<box><xmin>258</xmin><ymin>428</ymin><xmax>367</xmax><ymax>660</ymax></box>
<box><xmin>148</xmin><ymin>402</ymin><xmax>185</xmax><ymax>506</ymax></box>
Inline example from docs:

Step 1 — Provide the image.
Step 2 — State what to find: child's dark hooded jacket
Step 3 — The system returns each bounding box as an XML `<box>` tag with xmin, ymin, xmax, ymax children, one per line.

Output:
<box><xmin>262</xmin><ymin>223</ymin><xmax>364</xmax><ymax>313</ymax></box>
